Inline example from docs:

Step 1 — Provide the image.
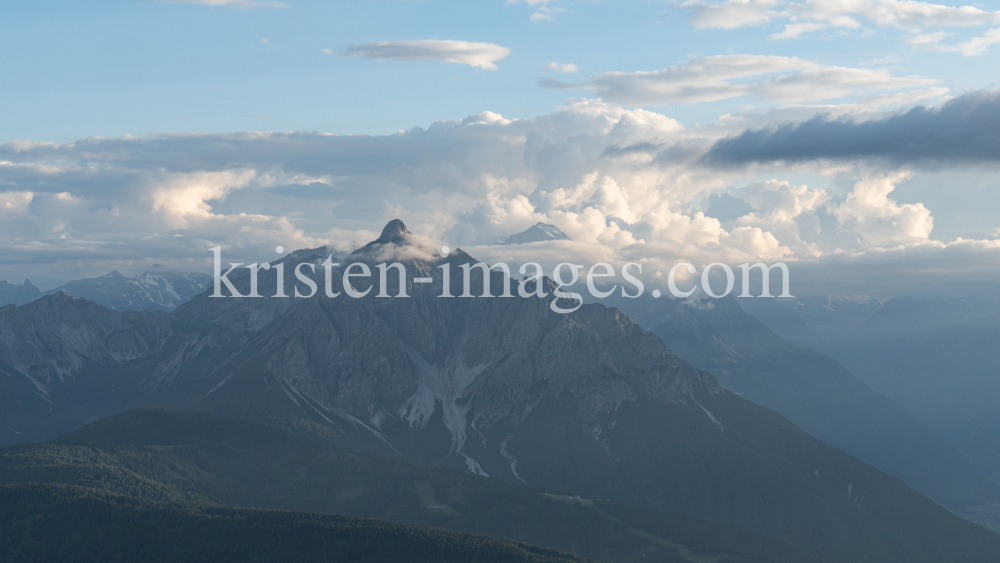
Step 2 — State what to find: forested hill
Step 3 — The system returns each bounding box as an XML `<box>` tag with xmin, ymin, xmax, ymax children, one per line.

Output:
<box><xmin>0</xmin><ymin>483</ymin><xmax>594</xmax><ymax>563</ymax></box>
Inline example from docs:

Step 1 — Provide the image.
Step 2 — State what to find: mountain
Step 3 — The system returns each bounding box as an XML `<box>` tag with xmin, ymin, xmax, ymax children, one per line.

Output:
<box><xmin>0</xmin><ymin>292</ymin><xmax>173</xmax><ymax>443</ymax></box>
<box><xmin>44</xmin><ymin>266</ymin><xmax>211</xmax><ymax>312</ymax></box>
<box><xmin>497</xmin><ymin>222</ymin><xmax>570</xmax><ymax>244</ymax></box>
<box><xmin>2</xmin><ymin>220</ymin><xmax>1000</xmax><ymax>562</ymax></box>
<box><xmin>605</xmin><ymin>292</ymin><xmax>1000</xmax><ymax>513</ymax></box>
<box><xmin>0</xmin><ymin>484</ymin><xmax>592</xmax><ymax>563</ymax></box>
<box><xmin>0</xmin><ymin>279</ymin><xmax>40</xmax><ymax>307</ymax></box>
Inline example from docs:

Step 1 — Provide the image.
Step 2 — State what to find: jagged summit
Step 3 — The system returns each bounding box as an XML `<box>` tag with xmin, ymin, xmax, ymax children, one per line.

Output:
<box><xmin>378</xmin><ymin>219</ymin><xmax>409</xmax><ymax>242</ymax></box>
<box><xmin>0</xmin><ymin>278</ymin><xmax>42</xmax><ymax>307</ymax></box>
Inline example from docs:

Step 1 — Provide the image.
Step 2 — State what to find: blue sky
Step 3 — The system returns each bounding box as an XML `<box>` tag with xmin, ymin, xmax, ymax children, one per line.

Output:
<box><xmin>3</xmin><ymin>0</ymin><xmax>1000</xmax><ymax>294</ymax></box>
<box><xmin>5</xmin><ymin>0</ymin><xmax>998</xmax><ymax>141</ymax></box>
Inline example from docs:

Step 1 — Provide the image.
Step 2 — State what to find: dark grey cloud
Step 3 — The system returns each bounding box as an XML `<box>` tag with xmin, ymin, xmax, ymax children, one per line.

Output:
<box><xmin>703</xmin><ymin>89</ymin><xmax>1000</xmax><ymax>167</ymax></box>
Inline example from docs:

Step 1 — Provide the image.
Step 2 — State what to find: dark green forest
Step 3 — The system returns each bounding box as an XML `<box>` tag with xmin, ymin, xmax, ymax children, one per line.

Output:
<box><xmin>0</xmin><ymin>483</ymin><xmax>592</xmax><ymax>563</ymax></box>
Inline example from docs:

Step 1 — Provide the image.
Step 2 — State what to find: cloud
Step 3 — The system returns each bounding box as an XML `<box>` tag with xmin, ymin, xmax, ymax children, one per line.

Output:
<box><xmin>680</xmin><ymin>0</ymin><xmax>1000</xmax><ymax>52</ymax></box>
<box><xmin>732</xmin><ymin>180</ymin><xmax>830</xmax><ymax>255</ymax></box>
<box><xmin>952</xmin><ymin>28</ymin><xmax>1000</xmax><ymax>55</ymax></box>
<box><xmin>0</xmin><ymin>191</ymin><xmax>34</xmax><ymax>215</ymax></box>
<box><xmin>507</xmin><ymin>0</ymin><xmax>567</xmax><ymax>22</ymax></box>
<box><xmin>770</xmin><ymin>22</ymin><xmax>829</xmax><ymax>39</ymax></box>
<box><xmin>703</xmin><ymin>89</ymin><xmax>1000</xmax><ymax>166</ymax></box>
<box><xmin>916</xmin><ymin>27</ymin><xmax>1000</xmax><ymax>56</ymax></box>
<box><xmin>162</xmin><ymin>0</ymin><xmax>284</xmax><ymax>7</ymax></box>
<box><xmin>343</xmin><ymin>40</ymin><xmax>511</xmax><ymax>70</ymax></box>
<box><xmin>1</xmin><ymin>99</ymin><xmax>998</xmax><ymax>298</ymax></box>
<box><xmin>546</xmin><ymin>62</ymin><xmax>578</xmax><ymax>73</ymax></box>
<box><xmin>832</xmin><ymin>170</ymin><xmax>934</xmax><ymax>247</ymax></box>
<box><xmin>684</xmin><ymin>0</ymin><xmax>782</xmax><ymax>29</ymax></box>
<box><xmin>906</xmin><ymin>31</ymin><xmax>951</xmax><ymax>45</ymax></box>
<box><xmin>544</xmin><ymin>54</ymin><xmax>935</xmax><ymax>105</ymax></box>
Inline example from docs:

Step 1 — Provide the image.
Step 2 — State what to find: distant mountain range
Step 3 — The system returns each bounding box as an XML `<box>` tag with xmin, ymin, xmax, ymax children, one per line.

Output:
<box><xmin>0</xmin><ymin>267</ymin><xmax>211</xmax><ymax>311</ymax></box>
<box><xmin>43</xmin><ymin>267</ymin><xmax>212</xmax><ymax>312</ymax></box>
<box><xmin>0</xmin><ymin>280</ymin><xmax>41</xmax><ymax>307</ymax></box>
<box><xmin>608</xmin><ymin>292</ymin><xmax>1000</xmax><ymax>517</ymax></box>
<box><xmin>743</xmin><ymin>294</ymin><xmax>1000</xmax><ymax>502</ymax></box>
<box><xmin>497</xmin><ymin>222</ymin><xmax>570</xmax><ymax>244</ymax></box>
<box><xmin>1</xmin><ymin>220</ymin><xmax>999</xmax><ymax>562</ymax></box>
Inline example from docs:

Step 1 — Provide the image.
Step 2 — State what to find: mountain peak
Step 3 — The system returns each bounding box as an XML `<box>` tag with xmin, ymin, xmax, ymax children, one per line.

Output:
<box><xmin>378</xmin><ymin>219</ymin><xmax>409</xmax><ymax>243</ymax></box>
<box><xmin>350</xmin><ymin>219</ymin><xmax>417</xmax><ymax>257</ymax></box>
<box><xmin>0</xmin><ymin>278</ymin><xmax>42</xmax><ymax>307</ymax></box>
<box><xmin>497</xmin><ymin>222</ymin><xmax>570</xmax><ymax>245</ymax></box>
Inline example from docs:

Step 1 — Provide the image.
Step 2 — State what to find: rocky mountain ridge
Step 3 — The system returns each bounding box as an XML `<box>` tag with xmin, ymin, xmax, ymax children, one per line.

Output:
<box><xmin>43</xmin><ymin>267</ymin><xmax>211</xmax><ymax>312</ymax></box>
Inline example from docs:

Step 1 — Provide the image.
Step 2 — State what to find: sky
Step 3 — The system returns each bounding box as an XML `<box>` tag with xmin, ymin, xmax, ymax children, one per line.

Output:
<box><xmin>2</xmin><ymin>0</ymin><xmax>1000</xmax><ymax>295</ymax></box>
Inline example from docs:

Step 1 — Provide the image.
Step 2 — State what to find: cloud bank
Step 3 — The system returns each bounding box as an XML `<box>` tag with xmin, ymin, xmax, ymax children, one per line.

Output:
<box><xmin>1</xmin><ymin>94</ymin><xmax>998</xmax><ymax>295</ymax></box>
